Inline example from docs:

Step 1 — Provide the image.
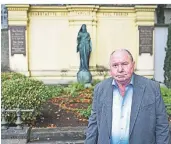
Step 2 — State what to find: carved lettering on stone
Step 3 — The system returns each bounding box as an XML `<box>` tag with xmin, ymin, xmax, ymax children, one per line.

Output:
<box><xmin>30</xmin><ymin>12</ymin><xmax>68</xmax><ymax>17</ymax></box>
<box><xmin>138</xmin><ymin>26</ymin><xmax>154</xmax><ymax>55</ymax></box>
<box><xmin>98</xmin><ymin>12</ymin><xmax>128</xmax><ymax>17</ymax></box>
<box><xmin>9</xmin><ymin>26</ymin><xmax>26</xmax><ymax>56</ymax></box>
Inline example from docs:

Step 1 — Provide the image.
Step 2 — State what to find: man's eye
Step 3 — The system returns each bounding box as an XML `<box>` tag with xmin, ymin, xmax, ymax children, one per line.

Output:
<box><xmin>122</xmin><ymin>63</ymin><xmax>128</xmax><ymax>66</ymax></box>
<box><xmin>112</xmin><ymin>64</ymin><xmax>117</xmax><ymax>67</ymax></box>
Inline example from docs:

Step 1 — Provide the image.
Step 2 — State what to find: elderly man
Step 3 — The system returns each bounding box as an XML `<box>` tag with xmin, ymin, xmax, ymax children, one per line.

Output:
<box><xmin>85</xmin><ymin>49</ymin><xmax>170</xmax><ymax>144</ymax></box>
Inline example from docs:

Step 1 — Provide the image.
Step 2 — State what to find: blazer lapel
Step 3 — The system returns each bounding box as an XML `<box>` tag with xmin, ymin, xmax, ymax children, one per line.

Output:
<box><xmin>129</xmin><ymin>74</ymin><xmax>145</xmax><ymax>137</ymax></box>
<box><xmin>105</xmin><ymin>78</ymin><xmax>113</xmax><ymax>137</ymax></box>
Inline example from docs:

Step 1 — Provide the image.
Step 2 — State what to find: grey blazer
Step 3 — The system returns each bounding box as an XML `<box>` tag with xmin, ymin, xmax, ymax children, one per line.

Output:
<box><xmin>85</xmin><ymin>74</ymin><xmax>170</xmax><ymax>144</ymax></box>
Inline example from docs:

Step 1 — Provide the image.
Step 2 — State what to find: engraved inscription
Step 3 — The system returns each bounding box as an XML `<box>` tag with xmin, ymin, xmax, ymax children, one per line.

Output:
<box><xmin>10</xmin><ymin>26</ymin><xmax>26</xmax><ymax>56</ymax></box>
<box><xmin>73</xmin><ymin>11</ymin><xmax>91</xmax><ymax>16</ymax></box>
<box><xmin>30</xmin><ymin>12</ymin><xmax>68</xmax><ymax>17</ymax></box>
<box><xmin>138</xmin><ymin>26</ymin><xmax>154</xmax><ymax>55</ymax></box>
<box><xmin>98</xmin><ymin>12</ymin><xmax>128</xmax><ymax>17</ymax></box>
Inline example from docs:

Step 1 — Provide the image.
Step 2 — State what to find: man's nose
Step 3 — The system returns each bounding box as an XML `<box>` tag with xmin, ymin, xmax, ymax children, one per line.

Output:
<box><xmin>118</xmin><ymin>65</ymin><xmax>123</xmax><ymax>72</ymax></box>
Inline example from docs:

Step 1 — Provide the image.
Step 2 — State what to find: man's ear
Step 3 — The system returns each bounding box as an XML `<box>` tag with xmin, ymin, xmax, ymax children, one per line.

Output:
<box><xmin>132</xmin><ymin>61</ymin><xmax>135</xmax><ymax>70</ymax></box>
<box><xmin>108</xmin><ymin>69</ymin><xmax>112</xmax><ymax>76</ymax></box>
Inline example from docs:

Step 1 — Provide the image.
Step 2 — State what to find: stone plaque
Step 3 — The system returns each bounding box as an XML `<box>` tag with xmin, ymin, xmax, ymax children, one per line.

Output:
<box><xmin>138</xmin><ymin>26</ymin><xmax>154</xmax><ymax>55</ymax></box>
<box><xmin>9</xmin><ymin>26</ymin><xmax>26</xmax><ymax>56</ymax></box>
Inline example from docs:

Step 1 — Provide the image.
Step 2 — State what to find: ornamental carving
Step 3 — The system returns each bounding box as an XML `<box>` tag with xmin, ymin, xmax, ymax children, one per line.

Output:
<box><xmin>7</xmin><ymin>8</ymin><xmax>29</xmax><ymax>11</ymax></box>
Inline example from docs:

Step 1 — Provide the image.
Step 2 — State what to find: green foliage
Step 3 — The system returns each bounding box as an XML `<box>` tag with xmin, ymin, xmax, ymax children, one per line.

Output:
<box><xmin>1</xmin><ymin>75</ymin><xmax>52</xmax><ymax>124</ymax></box>
<box><xmin>78</xmin><ymin>104</ymin><xmax>92</xmax><ymax>118</ymax></box>
<box><xmin>63</xmin><ymin>80</ymin><xmax>101</xmax><ymax>97</ymax></box>
<box><xmin>46</xmin><ymin>85</ymin><xmax>64</xmax><ymax>98</ymax></box>
<box><xmin>164</xmin><ymin>23</ymin><xmax>171</xmax><ymax>88</ymax></box>
<box><xmin>1</xmin><ymin>72</ymin><xmax>27</xmax><ymax>82</ymax></box>
<box><xmin>92</xmin><ymin>79</ymin><xmax>101</xmax><ymax>86</ymax></box>
<box><xmin>160</xmin><ymin>87</ymin><xmax>171</xmax><ymax>115</ymax></box>
<box><xmin>65</xmin><ymin>82</ymin><xmax>85</xmax><ymax>97</ymax></box>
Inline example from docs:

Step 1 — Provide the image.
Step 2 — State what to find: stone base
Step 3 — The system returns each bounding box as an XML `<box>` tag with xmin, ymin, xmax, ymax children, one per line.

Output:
<box><xmin>29</xmin><ymin>127</ymin><xmax>86</xmax><ymax>141</ymax></box>
<box><xmin>1</xmin><ymin>139</ymin><xmax>28</xmax><ymax>144</ymax></box>
<box><xmin>77</xmin><ymin>70</ymin><xmax>92</xmax><ymax>84</ymax></box>
<box><xmin>1</xmin><ymin>127</ymin><xmax>31</xmax><ymax>144</ymax></box>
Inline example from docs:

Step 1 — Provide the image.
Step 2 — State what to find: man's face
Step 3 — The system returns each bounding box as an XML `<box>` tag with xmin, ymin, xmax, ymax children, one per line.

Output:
<box><xmin>109</xmin><ymin>51</ymin><xmax>135</xmax><ymax>84</ymax></box>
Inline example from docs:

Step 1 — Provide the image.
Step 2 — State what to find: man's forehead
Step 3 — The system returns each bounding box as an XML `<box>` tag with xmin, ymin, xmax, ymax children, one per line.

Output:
<box><xmin>111</xmin><ymin>52</ymin><xmax>130</xmax><ymax>59</ymax></box>
<box><xmin>110</xmin><ymin>59</ymin><xmax>130</xmax><ymax>64</ymax></box>
<box><xmin>112</xmin><ymin>50</ymin><xmax>129</xmax><ymax>57</ymax></box>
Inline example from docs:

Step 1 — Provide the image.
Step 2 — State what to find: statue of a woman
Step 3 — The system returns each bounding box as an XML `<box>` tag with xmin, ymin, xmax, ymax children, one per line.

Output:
<box><xmin>77</xmin><ymin>24</ymin><xmax>92</xmax><ymax>71</ymax></box>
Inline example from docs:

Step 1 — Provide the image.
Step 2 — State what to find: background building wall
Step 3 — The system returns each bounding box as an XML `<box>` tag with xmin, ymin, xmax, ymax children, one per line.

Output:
<box><xmin>154</xmin><ymin>26</ymin><xmax>168</xmax><ymax>83</ymax></box>
<box><xmin>5</xmin><ymin>5</ymin><xmax>159</xmax><ymax>83</ymax></box>
<box><xmin>29</xmin><ymin>11</ymin><xmax>70</xmax><ymax>71</ymax></box>
<box><xmin>96</xmin><ymin>8</ymin><xmax>136</xmax><ymax>69</ymax></box>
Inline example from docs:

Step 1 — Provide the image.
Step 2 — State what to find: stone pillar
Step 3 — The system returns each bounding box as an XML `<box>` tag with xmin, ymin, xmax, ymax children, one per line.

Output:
<box><xmin>6</xmin><ymin>4</ymin><xmax>30</xmax><ymax>76</ymax></box>
<box><xmin>135</xmin><ymin>5</ymin><xmax>157</xmax><ymax>78</ymax></box>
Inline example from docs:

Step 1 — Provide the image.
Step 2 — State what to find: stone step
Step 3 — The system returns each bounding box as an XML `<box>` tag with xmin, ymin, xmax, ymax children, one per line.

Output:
<box><xmin>29</xmin><ymin>127</ymin><xmax>86</xmax><ymax>142</ymax></box>
<box><xmin>28</xmin><ymin>140</ymin><xmax>84</xmax><ymax>144</ymax></box>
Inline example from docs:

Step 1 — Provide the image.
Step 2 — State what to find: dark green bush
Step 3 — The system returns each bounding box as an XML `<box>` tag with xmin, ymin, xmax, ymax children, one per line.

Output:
<box><xmin>160</xmin><ymin>87</ymin><xmax>171</xmax><ymax>115</ymax></box>
<box><xmin>1</xmin><ymin>78</ymin><xmax>51</xmax><ymax>124</ymax></box>
<box><xmin>163</xmin><ymin>23</ymin><xmax>171</xmax><ymax>88</ymax></box>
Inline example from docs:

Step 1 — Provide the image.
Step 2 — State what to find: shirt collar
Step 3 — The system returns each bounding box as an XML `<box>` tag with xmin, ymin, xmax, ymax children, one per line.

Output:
<box><xmin>112</xmin><ymin>74</ymin><xmax>134</xmax><ymax>87</ymax></box>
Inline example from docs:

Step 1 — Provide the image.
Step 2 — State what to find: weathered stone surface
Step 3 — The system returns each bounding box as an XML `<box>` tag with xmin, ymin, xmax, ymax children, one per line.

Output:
<box><xmin>2</xmin><ymin>139</ymin><xmax>28</xmax><ymax>144</ymax></box>
<box><xmin>1</xmin><ymin>127</ymin><xmax>31</xmax><ymax>144</ymax></box>
<box><xmin>29</xmin><ymin>127</ymin><xmax>86</xmax><ymax>142</ymax></box>
<box><xmin>1</xmin><ymin>125</ymin><xmax>170</xmax><ymax>143</ymax></box>
<box><xmin>1</xmin><ymin>29</ymin><xmax>9</xmax><ymax>72</ymax></box>
<box><xmin>28</xmin><ymin>140</ymin><xmax>84</xmax><ymax>144</ymax></box>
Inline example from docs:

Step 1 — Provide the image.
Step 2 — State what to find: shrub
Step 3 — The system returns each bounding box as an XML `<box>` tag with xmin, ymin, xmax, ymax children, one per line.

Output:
<box><xmin>1</xmin><ymin>78</ymin><xmax>51</xmax><ymax>124</ymax></box>
<box><xmin>64</xmin><ymin>82</ymin><xmax>85</xmax><ymax>97</ymax></box>
<box><xmin>160</xmin><ymin>87</ymin><xmax>171</xmax><ymax>115</ymax></box>
<box><xmin>1</xmin><ymin>72</ymin><xmax>27</xmax><ymax>83</ymax></box>
<box><xmin>46</xmin><ymin>85</ymin><xmax>64</xmax><ymax>98</ymax></box>
<box><xmin>163</xmin><ymin>23</ymin><xmax>171</xmax><ymax>88</ymax></box>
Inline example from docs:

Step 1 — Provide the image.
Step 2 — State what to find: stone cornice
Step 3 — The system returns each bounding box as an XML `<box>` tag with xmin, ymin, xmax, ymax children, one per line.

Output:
<box><xmin>66</xmin><ymin>5</ymin><xmax>99</xmax><ymax>12</ymax></box>
<box><xmin>135</xmin><ymin>9</ymin><xmax>156</xmax><ymax>12</ymax></box>
<box><xmin>135</xmin><ymin>5</ymin><xmax>157</xmax><ymax>12</ymax></box>
<box><xmin>7</xmin><ymin>5</ymin><xmax>157</xmax><ymax>13</ymax></box>
<box><xmin>6</xmin><ymin>4</ymin><xmax>30</xmax><ymax>11</ymax></box>
<box><xmin>98</xmin><ymin>6</ymin><xmax>135</xmax><ymax>13</ymax></box>
<box><xmin>7</xmin><ymin>4</ymin><xmax>157</xmax><ymax>21</ymax></box>
<box><xmin>30</xmin><ymin>6</ymin><xmax>68</xmax><ymax>12</ymax></box>
<box><xmin>135</xmin><ymin>17</ymin><xmax>155</xmax><ymax>22</ymax></box>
